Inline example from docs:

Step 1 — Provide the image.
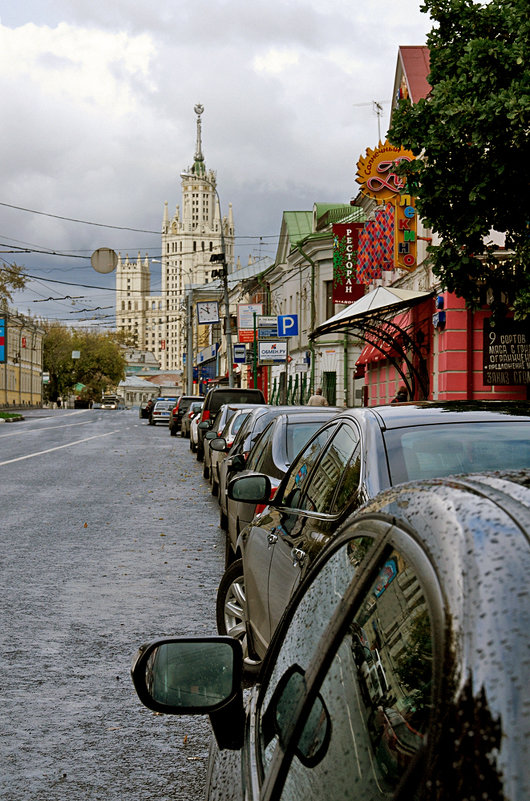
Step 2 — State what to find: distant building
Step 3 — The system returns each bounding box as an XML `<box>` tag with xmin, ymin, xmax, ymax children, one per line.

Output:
<box><xmin>0</xmin><ymin>309</ymin><xmax>44</xmax><ymax>407</ymax></box>
<box><xmin>115</xmin><ymin>104</ymin><xmax>234</xmax><ymax>372</ymax></box>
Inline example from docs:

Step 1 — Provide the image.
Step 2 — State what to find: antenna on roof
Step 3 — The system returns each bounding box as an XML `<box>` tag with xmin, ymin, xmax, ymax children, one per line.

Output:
<box><xmin>353</xmin><ymin>99</ymin><xmax>390</xmax><ymax>143</ymax></box>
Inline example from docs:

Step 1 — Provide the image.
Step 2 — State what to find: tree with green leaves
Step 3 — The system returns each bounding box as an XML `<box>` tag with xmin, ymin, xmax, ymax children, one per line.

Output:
<box><xmin>43</xmin><ymin>322</ymin><xmax>126</xmax><ymax>403</ymax></box>
<box><xmin>389</xmin><ymin>0</ymin><xmax>530</xmax><ymax>318</ymax></box>
<box><xmin>0</xmin><ymin>263</ymin><xmax>26</xmax><ymax>307</ymax></box>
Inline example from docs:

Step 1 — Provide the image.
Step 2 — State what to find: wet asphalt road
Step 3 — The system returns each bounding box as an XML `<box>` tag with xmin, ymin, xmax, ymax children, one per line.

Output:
<box><xmin>0</xmin><ymin>408</ymin><xmax>225</xmax><ymax>800</ymax></box>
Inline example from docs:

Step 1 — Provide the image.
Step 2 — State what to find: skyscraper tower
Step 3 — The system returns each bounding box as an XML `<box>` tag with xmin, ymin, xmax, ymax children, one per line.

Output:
<box><xmin>115</xmin><ymin>104</ymin><xmax>234</xmax><ymax>371</ymax></box>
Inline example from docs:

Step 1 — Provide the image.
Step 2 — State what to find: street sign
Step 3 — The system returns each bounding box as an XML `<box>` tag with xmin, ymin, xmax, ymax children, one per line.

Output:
<box><xmin>233</xmin><ymin>344</ymin><xmax>247</xmax><ymax>363</ymax></box>
<box><xmin>258</xmin><ymin>340</ymin><xmax>288</xmax><ymax>363</ymax></box>
<box><xmin>238</xmin><ymin>303</ymin><xmax>263</xmax><ymax>330</ymax></box>
<box><xmin>278</xmin><ymin>314</ymin><xmax>299</xmax><ymax>337</ymax></box>
<box><xmin>258</xmin><ymin>315</ymin><xmax>278</xmax><ymax>339</ymax></box>
<box><xmin>0</xmin><ymin>317</ymin><xmax>5</xmax><ymax>364</ymax></box>
<box><xmin>238</xmin><ymin>329</ymin><xmax>256</xmax><ymax>343</ymax></box>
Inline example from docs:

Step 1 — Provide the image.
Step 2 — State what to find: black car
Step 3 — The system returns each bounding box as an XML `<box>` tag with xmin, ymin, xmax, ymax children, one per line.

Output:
<box><xmin>168</xmin><ymin>395</ymin><xmax>199</xmax><ymax>437</ymax></box>
<box><xmin>131</xmin><ymin>470</ymin><xmax>530</xmax><ymax>801</ymax></box>
<box><xmin>216</xmin><ymin>405</ymin><xmax>339</xmax><ymax>532</ymax></box>
<box><xmin>196</xmin><ymin>387</ymin><xmax>266</xmax><ymax>461</ymax></box>
<box><xmin>226</xmin><ymin>401</ymin><xmax>530</xmax><ymax>663</ymax></box>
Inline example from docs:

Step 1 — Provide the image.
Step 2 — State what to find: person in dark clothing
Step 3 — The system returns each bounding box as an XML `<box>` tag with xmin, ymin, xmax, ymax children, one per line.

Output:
<box><xmin>391</xmin><ymin>386</ymin><xmax>408</xmax><ymax>404</ymax></box>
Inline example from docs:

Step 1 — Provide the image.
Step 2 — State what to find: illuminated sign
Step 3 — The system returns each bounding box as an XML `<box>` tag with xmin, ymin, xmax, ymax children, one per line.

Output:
<box><xmin>356</xmin><ymin>141</ymin><xmax>414</xmax><ymax>203</ymax></box>
<box><xmin>332</xmin><ymin>223</ymin><xmax>364</xmax><ymax>303</ymax></box>
<box><xmin>394</xmin><ymin>193</ymin><xmax>418</xmax><ymax>271</ymax></box>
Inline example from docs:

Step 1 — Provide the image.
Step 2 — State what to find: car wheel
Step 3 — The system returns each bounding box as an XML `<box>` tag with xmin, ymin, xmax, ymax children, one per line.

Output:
<box><xmin>219</xmin><ymin>504</ymin><xmax>228</xmax><ymax>530</ymax></box>
<box><xmin>190</xmin><ymin>440</ymin><xmax>196</xmax><ymax>452</ymax></box>
<box><xmin>180</xmin><ymin>428</ymin><xmax>185</xmax><ymax>437</ymax></box>
<box><xmin>197</xmin><ymin>448</ymin><xmax>204</xmax><ymax>462</ymax></box>
<box><xmin>216</xmin><ymin>559</ymin><xmax>261</xmax><ymax>675</ymax></box>
<box><xmin>203</xmin><ymin>463</ymin><xmax>209</xmax><ymax>479</ymax></box>
<box><xmin>170</xmin><ymin>426</ymin><xmax>177</xmax><ymax>436</ymax></box>
<box><xmin>211</xmin><ymin>475</ymin><xmax>218</xmax><ymax>496</ymax></box>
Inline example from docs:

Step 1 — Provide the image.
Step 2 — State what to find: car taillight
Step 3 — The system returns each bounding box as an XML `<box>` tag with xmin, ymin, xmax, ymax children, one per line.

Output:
<box><xmin>255</xmin><ymin>486</ymin><xmax>278</xmax><ymax>516</ymax></box>
<box><xmin>201</xmin><ymin>410</ymin><xmax>210</xmax><ymax>422</ymax></box>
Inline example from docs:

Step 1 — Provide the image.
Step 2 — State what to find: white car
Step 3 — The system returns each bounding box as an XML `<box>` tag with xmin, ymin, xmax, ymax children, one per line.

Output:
<box><xmin>149</xmin><ymin>400</ymin><xmax>174</xmax><ymax>426</ymax></box>
<box><xmin>189</xmin><ymin>410</ymin><xmax>201</xmax><ymax>452</ymax></box>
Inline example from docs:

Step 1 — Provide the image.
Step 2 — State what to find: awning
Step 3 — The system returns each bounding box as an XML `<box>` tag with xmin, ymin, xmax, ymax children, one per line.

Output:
<box><xmin>310</xmin><ymin>286</ymin><xmax>434</xmax><ymax>400</ymax></box>
<box><xmin>356</xmin><ymin>310</ymin><xmax>411</xmax><ymax>365</ymax></box>
<box><xmin>311</xmin><ymin>286</ymin><xmax>432</xmax><ymax>339</ymax></box>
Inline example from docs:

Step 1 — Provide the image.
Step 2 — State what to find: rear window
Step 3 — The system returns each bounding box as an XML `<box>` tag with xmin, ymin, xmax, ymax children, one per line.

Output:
<box><xmin>386</xmin><ymin>421</ymin><xmax>530</xmax><ymax>483</ymax></box>
<box><xmin>206</xmin><ymin>390</ymin><xmax>265</xmax><ymax>415</ymax></box>
<box><xmin>155</xmin><ymin>402</ymin><xmax>174</xmax><ymax>411</ymax></box>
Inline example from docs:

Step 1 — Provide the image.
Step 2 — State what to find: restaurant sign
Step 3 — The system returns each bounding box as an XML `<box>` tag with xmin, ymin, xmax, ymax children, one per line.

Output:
<box><xmin>332</xmin><ymin>223</ymin><xmax>364</xmax><ymax>304</ymax></box>
<box><xmin>483</xmin><ymin>318</ymin><xmax>530</xmax><ymax>385</ymax></box>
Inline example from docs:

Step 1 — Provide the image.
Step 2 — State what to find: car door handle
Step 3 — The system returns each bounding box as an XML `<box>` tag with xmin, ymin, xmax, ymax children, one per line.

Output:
<box><xmin>291</xmin><ymin>547</ymin><xmax>307</xmax><ymax>568</ymax></box>
<box><xmin>267</xmin><ymin>530</ymin><xmax>278</xmax><ymax>547</ymax></box>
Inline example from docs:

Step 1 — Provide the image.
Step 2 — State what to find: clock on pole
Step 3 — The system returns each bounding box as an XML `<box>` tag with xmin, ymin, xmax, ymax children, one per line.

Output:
<box><xmin>196</xmin><ymin>301</ymin><xmax>220</xmax><ymax>324</ymax></box>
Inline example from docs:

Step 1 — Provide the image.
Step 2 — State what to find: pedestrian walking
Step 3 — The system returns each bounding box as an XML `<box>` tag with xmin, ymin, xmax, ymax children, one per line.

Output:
<box><xmin>307</xmin><ymin>387</ymin><xmax>329</xmax><ymax>406</ymax></box>
<box><xmin>391</xmin><ymin>385</ymin><xmax>408</xmax><ymax>403</ymax></box>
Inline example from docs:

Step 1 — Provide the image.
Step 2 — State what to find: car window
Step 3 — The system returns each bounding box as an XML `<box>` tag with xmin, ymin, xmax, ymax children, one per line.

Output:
<box><xmin>247</xmin><ymin>422</ymin><xmax>274</xmax><ymax>471</ymax></box>
<box><xmin>259</xmin><ymin>536</ymin><xmax>376</xmax><ymax>770</ymax></box>
<box><xmin>279</xmin><ymin>426</ymin><xmax>339</xmax><ymax>510</ymax></box>
<box><xmin>385</xmin><ymin>421</ymin><xmax>530</xmax><ymax>484</ymax></box>
<box><xmin>230</xmin><ymin>411</ymin><xmax>250</xmax><ymax>436</ymax></box>
<box><xmin>298</xmin><ymin>424</ymin><xmax>360</xmax><ymax>514</ymax></box>
<box><xmin>286</xmin><ymin>421</ymin><xmax>333</xmax><ymax>463</ymax></box>
<box><xmin>261</xmin><ymin>539</ymin><xmax>434</xmax><ymax>800</ymax></box>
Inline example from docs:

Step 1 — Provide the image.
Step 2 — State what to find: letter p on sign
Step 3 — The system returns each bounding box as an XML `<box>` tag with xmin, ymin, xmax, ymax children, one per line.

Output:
<box><xmin>278</xmin><ymin>314</ymin><xmax>298</xmax><ymax>337</ymax></box>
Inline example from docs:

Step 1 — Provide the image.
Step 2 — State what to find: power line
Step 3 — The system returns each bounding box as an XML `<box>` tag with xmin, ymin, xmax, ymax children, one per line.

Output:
<box><xmin>0</xmin><ymin>201</ymin><xmax>160</xmax><ymax>234</ymax></box>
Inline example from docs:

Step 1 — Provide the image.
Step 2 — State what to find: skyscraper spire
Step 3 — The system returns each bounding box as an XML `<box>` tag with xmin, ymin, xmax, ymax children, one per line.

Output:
<box><xmin>192</xmin><ymin>103</ymin><xmax>205</xmax><ymax>176</ymax></box>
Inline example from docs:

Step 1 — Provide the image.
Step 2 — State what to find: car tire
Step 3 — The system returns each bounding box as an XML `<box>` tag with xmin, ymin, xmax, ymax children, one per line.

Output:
<box><xmin>211</xmin><ymin>475</ymin><xmax>218</xmax><ymax>496</ymax></box>
<box><xmin>203</xmin><ymin>463</ymin><xmax>209</xmax><ymax>479</ymax></box>
<box><xmin>190</xmin><ymin>440</ymin><xmax>196</xmax><ymax>452</ymax></box>
<box><xmin>219</xmin><ymin>504</ymin><xmax>228</xmax><ymax>530</ymax></box>
<box><xmin>216</xmin><ymin>559</ymin><xmax>261</xmax><ymax>676</ymax></box>
<box><xmin>197</xmin><ymin>448</ymin><xmax>204</xmax><ymax>462</ymax></box>
<box><xmin>170</xmin><ymin>426</ymin><xmax>177</xmax><ymax>436</ymax></box>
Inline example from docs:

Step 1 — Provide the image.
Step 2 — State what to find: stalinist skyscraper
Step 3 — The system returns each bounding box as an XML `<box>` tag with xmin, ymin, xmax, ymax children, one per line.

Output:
<box><xmin>115</xmin><ymin>104</ymin><xmax>235</xmax><ymax>371</ymax></box>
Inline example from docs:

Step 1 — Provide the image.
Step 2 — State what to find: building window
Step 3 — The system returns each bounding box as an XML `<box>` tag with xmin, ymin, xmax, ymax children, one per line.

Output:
<box><xmin>325</xmin><ymin>280</ymin><xmax>334</xmax><ymax>321</ymax></box>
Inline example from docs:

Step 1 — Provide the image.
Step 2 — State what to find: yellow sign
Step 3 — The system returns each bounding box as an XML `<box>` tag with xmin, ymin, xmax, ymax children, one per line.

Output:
<box><xmin>394</xmin><ymin>194</ymin><xmax>418</xmax><ymax>271</ymax></box>
<box><xmin>356</xmin><ymin>141</ymin><xmax>414</xmax><ymax>202</ymax></box>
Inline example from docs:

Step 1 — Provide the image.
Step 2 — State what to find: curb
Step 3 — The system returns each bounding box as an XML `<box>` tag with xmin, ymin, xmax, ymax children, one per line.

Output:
<box><xmin>0</xmin><ymin>416</ymin><xmax>25</xmax><ymax>424</ymax></box>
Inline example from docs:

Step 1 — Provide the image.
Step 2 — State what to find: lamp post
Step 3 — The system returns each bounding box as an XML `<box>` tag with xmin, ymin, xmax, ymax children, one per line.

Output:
<box><xmin>180</xmin><ymin>172</ymin><xmax>234</xmax><ymax>388</ymax></box>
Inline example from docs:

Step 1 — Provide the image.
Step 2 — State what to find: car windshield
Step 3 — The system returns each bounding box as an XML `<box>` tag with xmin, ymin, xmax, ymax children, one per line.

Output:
<box><xmin>385</xmin><ymin>421</ymin><xmax>530</xmax><ymax>483</ymax></box>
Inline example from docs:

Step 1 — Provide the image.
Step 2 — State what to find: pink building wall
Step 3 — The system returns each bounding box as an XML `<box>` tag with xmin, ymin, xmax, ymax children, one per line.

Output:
<box><xmin>363</xmin><ymin>293</ymin><xmax>527</xmax><ymax>404</ymax></box>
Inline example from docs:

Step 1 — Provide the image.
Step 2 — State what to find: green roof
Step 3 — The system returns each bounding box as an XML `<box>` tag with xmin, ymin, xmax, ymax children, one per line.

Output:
<box><xmin>283</xmin><ymin>211</ymin><xmax>313</xmax><ymax>245</ymax></box>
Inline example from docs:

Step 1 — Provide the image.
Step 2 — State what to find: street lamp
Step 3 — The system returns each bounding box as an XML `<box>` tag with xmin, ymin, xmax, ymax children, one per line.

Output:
<box><xmin>180</xmin><ymin>171</ymin><xmax>234</xmax><ymax>388</ymax></box>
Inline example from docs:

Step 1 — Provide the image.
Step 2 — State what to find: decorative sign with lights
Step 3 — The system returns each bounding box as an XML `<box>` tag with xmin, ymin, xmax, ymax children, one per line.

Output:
<box><xmin>356</xmin><ymin>141</ymin><xmax>413</xmax><ymax>203</ymax></box>
<box><xmin>356</xmin><ymin>141</ymin><xmax>419</xmax><ymax>274</ymax></box>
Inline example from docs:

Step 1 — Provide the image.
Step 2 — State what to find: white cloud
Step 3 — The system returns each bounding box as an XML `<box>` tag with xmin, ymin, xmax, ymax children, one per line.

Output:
<box><xmin>0</xmin><ymin>1</ymin><xmax>432</xmax><ymax>319</ymax></box>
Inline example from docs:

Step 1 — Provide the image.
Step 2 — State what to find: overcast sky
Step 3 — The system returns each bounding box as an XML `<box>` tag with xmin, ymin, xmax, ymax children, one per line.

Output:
<box><xmin>0</xmin><ymin>0</ymin><xmax>432</xmax><ymax>327</ymax></box>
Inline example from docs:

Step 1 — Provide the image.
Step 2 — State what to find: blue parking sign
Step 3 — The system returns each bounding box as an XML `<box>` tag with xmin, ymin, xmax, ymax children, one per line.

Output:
<box><xmin>278</xmin><ymin>314</ymin><xmax>298</xmax><ymax>337</ymax></box>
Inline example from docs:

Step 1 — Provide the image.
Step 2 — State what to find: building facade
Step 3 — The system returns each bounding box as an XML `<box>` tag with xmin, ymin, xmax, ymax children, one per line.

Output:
<box><xmin>115</xmin><ymin>104</ymin><xmax>234</xmax><ymax>372</ymax></box>
<box><xmin>0</xmin><ymin>310</ymin><xmax>44</xmax><ymax>407</ymax></box>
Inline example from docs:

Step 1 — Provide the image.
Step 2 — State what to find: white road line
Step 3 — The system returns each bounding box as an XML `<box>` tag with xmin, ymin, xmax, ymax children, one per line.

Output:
<box><xmin>0</xmin><ymin>420</ymin><xmax>95</xmax><ymax>438</ymax></box>
<box><xmin>0</xmin><ymin>430</ymin><xmax>120</xmax><ymax>466</ymax></box>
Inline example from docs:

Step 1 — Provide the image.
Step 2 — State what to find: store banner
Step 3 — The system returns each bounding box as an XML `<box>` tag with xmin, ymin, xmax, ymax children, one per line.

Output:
<box><xmin>332</xmin><ymin>223</ymin><xmax>364</xmax><ymax>304</ymax></box>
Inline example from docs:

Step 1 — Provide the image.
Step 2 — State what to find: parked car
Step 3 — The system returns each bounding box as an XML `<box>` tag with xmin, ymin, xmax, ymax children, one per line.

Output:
<box><xmin>180</xmin><ymin>401</ymin><xmax>203</xmax><ymax>438</ymax></box>
<box><xmin>202</xmin><ymin>403</ymin><xmax>262</xmax><ymax>480</ymax></box>
<box><xmin>149</xmin><ymin>399</ymin><xmax>175</xmax><ymax>426</ymax></box>
<box><xmin>190</xmin><ymin>410</ymin><xmax>201</xmax><ymax>453</ymax></box>
<box><xmin>222</xmin><ymin>401</ymin><xmax>530</xmax><ymax>664</ymax></box>
<box><xmin>196</xmin><ymin>387</ymin><xmax>266</xmax><ymax>461</ymax></box>
<box><xmin>216</xmin><ymin>405</ymin><xmax>339</xmax><ymax>532</ymax></box>
<box><xmin>132</xmin><ymin>470</ymin><xmax>530</xmax><ymax>801</ymax></box>
<box><xmin>209</xmin><ymin>408</ymin><xmax>254</xmax><ymax>498</ymax></box>
<box><xmin>222</xmin><ymin>409</ymin><xmax>340</xmax><ymax>563</ymax></box>
<box><xmin>168</xmin><ymin>395</ymin><xmax>199</xmax><ymax>437</ymax></box>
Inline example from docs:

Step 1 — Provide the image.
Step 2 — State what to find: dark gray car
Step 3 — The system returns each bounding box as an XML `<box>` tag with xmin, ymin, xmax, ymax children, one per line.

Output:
<box><xmin>132</xmin><ymin>470</ymin><xmax>530</xmax><ymax>801</ymax></box>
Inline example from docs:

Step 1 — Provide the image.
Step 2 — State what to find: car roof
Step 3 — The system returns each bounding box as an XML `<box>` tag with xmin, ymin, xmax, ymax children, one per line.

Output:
<box><xmin>363</xmin><ymin>400</ymin><xmax>530</xmax><ymax>430</ymax></box>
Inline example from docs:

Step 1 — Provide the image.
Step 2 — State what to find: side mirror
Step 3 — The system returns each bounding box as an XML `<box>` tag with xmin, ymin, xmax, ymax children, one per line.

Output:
<box><xmin>198</xmin><ymin>420</ymin><xmax>212</xmax><ymax>430</ymax></box>
<box><xmin>131</xmin><ymin>636</ymin><xmax>244</xmax><ymax>750</ymax></box>
<box><xmin>228</xmin><ymin>474</ymin><xmax>271</xmax><ymax>503</ymax></box>
<box><xmin>205</xmin><ymin>431</ymin><xmax>218</xmax><ymax>440</ymax></box>
<box><xmin>210</xmin><ymin>437</ymin><xmax>227</xmax><ymax>452</ymax></box>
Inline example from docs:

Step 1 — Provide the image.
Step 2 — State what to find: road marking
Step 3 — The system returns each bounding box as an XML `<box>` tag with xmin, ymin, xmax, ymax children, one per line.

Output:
<box><xmin>0</xmin><ymin>420</ymin><xmax>95</xmax><ymax>438</ymax></box>
<box><xmin>0</xmin><ymin>430</ymin><xmax>120</xmax><ymax>466</ymax></box>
